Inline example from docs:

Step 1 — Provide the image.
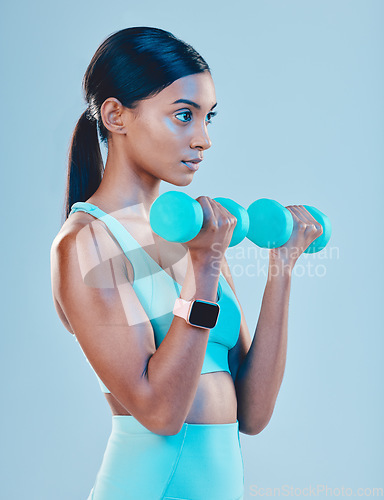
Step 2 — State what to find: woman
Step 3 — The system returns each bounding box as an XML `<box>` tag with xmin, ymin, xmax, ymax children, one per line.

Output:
<box><xmin>50</xmin><ymin>27</ymin><xmax>323</xmax><ymax>500</ymax></box>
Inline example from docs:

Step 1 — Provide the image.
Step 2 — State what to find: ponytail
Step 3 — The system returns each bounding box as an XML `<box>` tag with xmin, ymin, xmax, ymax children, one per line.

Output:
<box><xmin>62</xmin><ymin>110</ymin><xmax>104</xmax><ymax>223</ymax></box>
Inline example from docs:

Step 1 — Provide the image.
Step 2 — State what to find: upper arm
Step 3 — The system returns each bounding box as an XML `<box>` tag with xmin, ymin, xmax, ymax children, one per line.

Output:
<box><xmin>221</xmin><ymin>256</ymin><xmax>252</xmax><ymax>382</ymax></box>
<box><xmin>50</xmin><ymin>224</ymin><xmax>164</xmax><ymax>432</ymax></box>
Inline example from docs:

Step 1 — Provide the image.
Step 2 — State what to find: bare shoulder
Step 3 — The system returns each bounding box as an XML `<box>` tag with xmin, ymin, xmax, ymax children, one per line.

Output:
<box><xmin>50</xmin><ymin>214</ymin><xmax>132</xmax><ymax>320</ymax></box>
<box><xmin>51</xmin><ymin>211</ymin><xmax>93</xmax><ymax>258</ymax></box>
<box><xmin>50</xmin><ymin>213</ymin><xmax>91</xmax><ymax>333</ymax></box>
<box><xmin>51</xmin><ymin>211</ymin><xmax>134</xmax><ymax>289</ymax></box>
<box><xmin>51</xmin><ymin>210</ymin><xmax>106</xmax><ymax>250</ymax></box>
<box><xmin>50</xmin><ymin>211</ymin><xmax>135</xmax><ymax>334</ymax></box>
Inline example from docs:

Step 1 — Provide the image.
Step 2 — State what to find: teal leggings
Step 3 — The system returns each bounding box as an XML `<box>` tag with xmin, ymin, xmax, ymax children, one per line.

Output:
<box><xmin>87</xmin><ymin>415</ymin><xmax>244</xmax><ymax>500</ymax></box>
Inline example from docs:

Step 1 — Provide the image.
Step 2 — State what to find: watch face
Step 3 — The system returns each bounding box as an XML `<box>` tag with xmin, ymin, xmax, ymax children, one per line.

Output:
<box><xmin>189</xmin><ymin>300</ymin><xmax>220</xmax><ymax>329</ymax></box>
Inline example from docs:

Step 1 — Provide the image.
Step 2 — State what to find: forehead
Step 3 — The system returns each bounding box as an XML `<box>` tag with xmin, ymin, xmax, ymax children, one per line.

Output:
<box><xmin>148</xmin><ymin>72</ymin><xmax>216</xmax><ymax>109</ymax></box>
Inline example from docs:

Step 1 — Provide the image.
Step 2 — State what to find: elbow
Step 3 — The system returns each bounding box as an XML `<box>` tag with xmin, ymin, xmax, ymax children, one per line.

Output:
<box><xmin>161</xmin><ymin>422</ymin><xmax>184</xmax><ymax>436</ymax></box>
<box><xmin>140</xmin><ymin>393</ymin><xmax>184</xmax><ymax>436</ymax></box>
<box><xmin>239</xmin><ymin>419</ymin><xmax>270</xmax><ymax>436</ymax></box>
<box><xmin>155</xmin><ymin>405</ymin><xmax>185</xmax><ymax>436</ymax></box>
<box><xmin>132</xmin><ymin>405</ymin><xmax>180</xmax><ymax>436</ymax></box>
<box><xmin>251</xmin><ymin>418</ymin><xmax>271</xmax><ymax>435</ymax></box>
<box><xmin>146</xmin><ymin>411</ymin><xmax>184</xmax><ymax>436</ymax></box>
<box><xmin>239</xmin><ymin>411</ymin><xmax>273</xmax><ymax>436</ymax></box>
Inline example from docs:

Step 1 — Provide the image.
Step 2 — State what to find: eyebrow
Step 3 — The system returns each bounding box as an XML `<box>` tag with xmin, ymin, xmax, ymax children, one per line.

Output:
<box><xmin>171</xmin><ymin>99</ymin><xmax>217</xmax><ymax>111</ymax></box>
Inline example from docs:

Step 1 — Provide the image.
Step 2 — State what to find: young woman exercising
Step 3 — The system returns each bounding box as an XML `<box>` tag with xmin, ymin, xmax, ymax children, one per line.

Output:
<box><xmin>50</xmin><ymin>26</ymin><xmax>323</xmax><ymax>500</ymax></box>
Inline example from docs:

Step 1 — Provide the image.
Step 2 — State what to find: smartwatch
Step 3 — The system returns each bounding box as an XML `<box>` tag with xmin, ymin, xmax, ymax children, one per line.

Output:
<box><xmin>173</xmin><ymin>297</ymin><xmax>220</xmax><ymax>329</ymax></box>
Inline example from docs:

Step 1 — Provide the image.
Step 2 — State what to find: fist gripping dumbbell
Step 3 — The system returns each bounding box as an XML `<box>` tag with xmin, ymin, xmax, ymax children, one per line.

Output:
<box><xmin>247</xmin><ymin>198</ymin><xmax>332</xmax><ymax>254</ymax></box>
<box><xmin>149</xmin><ymin>191</ymin><xmax>332</xmax><ymax>253</ymax></box>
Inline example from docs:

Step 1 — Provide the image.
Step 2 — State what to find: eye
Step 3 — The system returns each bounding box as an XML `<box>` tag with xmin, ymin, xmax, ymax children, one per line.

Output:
<box><xmin>206</xmin><ymin>111</ymin><xmax>217</xmax><ymax>125</ymax></box>
<box><xmin>175</xmin><ymin>110</ymin><xmax>218</xmax><ymax>124</ymax></box>
<box><xmin>175</xmin><ymin>111</ymin><xmax>192</xmax><ymax>123</ymax></box>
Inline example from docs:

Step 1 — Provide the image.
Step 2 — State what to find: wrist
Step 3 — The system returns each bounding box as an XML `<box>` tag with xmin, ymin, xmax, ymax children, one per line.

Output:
<box><xmin>181</xmin><ymin>253</ymin><xmax>221</xmax><ymax>302</ymax></box>
<box><xmin>267</xmin><ymin>258</ymin><xmax>293</xmax><ymax>280</ymax></box>
<box><xmin>188</xmin><ymin>250</ymin><xmax>222</xmax><ymax>276</ymax></box>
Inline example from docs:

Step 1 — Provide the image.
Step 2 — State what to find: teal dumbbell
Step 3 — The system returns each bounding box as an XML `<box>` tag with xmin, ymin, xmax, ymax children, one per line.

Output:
<box><xmin>246</xmin><ymin>198</ymin><xmax>332</xmax><ymax>253</ymax></box>
<box><xmin>149</xmin><ymin>191</ymin><xmax>250</xmax><ymax>247</ymax></box>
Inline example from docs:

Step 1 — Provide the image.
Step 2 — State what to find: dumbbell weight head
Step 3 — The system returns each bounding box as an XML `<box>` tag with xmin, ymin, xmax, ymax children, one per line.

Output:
<box><xmin>302</xmin><ymin>205</ymin><xmax>332</xmax><ymax>253</ymax></box>
<box><xmin>149</xmin><ymin>191</ymin><xmax>203</xmax><ymax>242</ymax></box>
<box><xmin>246</xmin><ymin>198</ymin><xmax>294</xmax><ymax>248</ymax></box>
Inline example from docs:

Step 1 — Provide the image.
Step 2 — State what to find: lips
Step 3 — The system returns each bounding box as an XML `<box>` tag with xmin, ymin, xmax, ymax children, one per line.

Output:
<box><xmin>184</xmin><ymin>158</ymin><xmax>202</xmax><ymax>163</ymax></box>
<box><xmin>182</xmin><ymin>161</ymin><xmax>200</xmax><ymax>171</ymax></box>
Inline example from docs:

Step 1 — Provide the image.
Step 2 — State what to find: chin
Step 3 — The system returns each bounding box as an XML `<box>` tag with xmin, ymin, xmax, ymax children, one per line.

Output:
<box><xmin>165</xmin><ymin>176</ymin><xmax>194</xmax><ymax>187</ymax></box>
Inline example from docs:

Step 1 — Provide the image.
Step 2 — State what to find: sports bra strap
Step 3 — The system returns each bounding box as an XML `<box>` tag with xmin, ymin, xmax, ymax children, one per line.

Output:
<box><xmin>70</xmin><ymin>201</ymin><xmax>142</xmax><ymax>254</ymax></box>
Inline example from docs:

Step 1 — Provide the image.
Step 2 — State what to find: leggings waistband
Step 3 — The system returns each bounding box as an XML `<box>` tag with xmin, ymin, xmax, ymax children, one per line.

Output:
<box><xmin>111</xmin><ymin>414</ymin><xmax>239</xmax><ymax>435</ymax></box>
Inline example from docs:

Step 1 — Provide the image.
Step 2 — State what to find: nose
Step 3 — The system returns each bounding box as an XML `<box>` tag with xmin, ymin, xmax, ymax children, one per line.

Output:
<box><xmin>190</xmin><ymin>122</ymin><xmax>212</xmax><ymax>151</ymax></box>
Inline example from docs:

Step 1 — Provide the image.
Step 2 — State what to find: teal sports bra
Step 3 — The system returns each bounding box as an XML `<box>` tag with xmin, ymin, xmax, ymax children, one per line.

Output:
<box><xmin>69</xmin><ymin>201</ymin><xmax>242</xmax><ymax>393</ymax></box>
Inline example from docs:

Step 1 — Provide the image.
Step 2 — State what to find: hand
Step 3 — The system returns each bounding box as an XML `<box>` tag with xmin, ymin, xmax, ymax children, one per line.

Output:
<box><xmin>184</xmin><ymin>196</ymin><xmax>237</xmax><ymax>266</ymax></box>
<box><xmin>268</xmin><ymin>205</ymin><xmax>323</xmax><ymax>272</ymax></box>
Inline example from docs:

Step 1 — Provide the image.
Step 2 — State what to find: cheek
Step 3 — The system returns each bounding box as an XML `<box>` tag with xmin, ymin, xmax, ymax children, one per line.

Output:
<box><xmin>133</xmin><ymin>115</ymin><xmax>186</xmax><ymax>164</ymax></box>
<box><xmin>156</xmin><ymin>117</ymin><xmax>181</xmax><ymax>141</ymax></box>
<box><xmin>163</xmin><ymin>117</ymin><xmax>180</xmax><ymax>135</ymax></box>
<box><xmin>148</xmin><ymin>119</ymin><xmax>183</xmax><ymax>153</ymax></box>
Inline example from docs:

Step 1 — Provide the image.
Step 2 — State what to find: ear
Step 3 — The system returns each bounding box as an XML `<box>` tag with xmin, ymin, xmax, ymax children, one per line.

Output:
<box><xmin>100</xmin><ymin>97</ymin><xmax>127</xmax><ymax>135</ymax></box>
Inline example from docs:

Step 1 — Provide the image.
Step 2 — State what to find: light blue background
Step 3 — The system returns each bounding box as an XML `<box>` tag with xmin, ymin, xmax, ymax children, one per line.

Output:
<box><xmin>1</xmin><ymin>1</ymin><xmax>383</xmax><ymax>499</ymax></box>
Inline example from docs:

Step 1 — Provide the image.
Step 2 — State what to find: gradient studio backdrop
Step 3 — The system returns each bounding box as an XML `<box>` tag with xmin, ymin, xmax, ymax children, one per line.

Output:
<box><xmin>1</xmin><ymin>1</ymin><xmax>383</xmax><ymax>499</ymax></box>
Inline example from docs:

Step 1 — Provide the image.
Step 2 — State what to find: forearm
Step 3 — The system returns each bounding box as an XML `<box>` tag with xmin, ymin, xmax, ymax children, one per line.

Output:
<box><xmin>235</xmin><ymin>261</ymin><xmax>292</xmax><ymax>434</ymax></box>
<box><xmin>145</xmin><ymin>252</ymin><xmax>220</xmax><ymax>434</ymax></box>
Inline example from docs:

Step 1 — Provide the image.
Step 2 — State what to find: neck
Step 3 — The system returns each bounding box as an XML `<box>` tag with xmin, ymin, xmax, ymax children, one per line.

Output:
<box><xmin>88</xmin><ymin>150</ymin><xmax>161</xmax><ymax>218</ymax></box>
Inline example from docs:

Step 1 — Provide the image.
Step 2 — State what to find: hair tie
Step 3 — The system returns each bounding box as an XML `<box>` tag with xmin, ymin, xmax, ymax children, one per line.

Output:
<box><xmin>85</xmin><ymin>106</ymin><xmax>96</xmax><ymax>122</ymax></box>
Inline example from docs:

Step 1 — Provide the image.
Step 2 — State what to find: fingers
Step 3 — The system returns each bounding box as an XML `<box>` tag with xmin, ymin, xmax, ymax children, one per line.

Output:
<box><xmin>196</xmin><ymin>196</ymin><xmax>216</xmax><ymax>229</ymax></box>
<box><xmin>196</xmin><ymin>196</ymin><xmax>233</xmax><ymax>232</ymax></box>
<box><xmin>212</xmin><ymin>199</ymin><xmax>236</xmax><ymax>224</ymax></box>
<box><xmin>286</xmin><ymin>205</ymin><xmax>323</xmax><ymax>235</ymax></box>
<box><xmin>299</xmin><ymin>206</ymin><xmax>323</xmax><ymax>234</ymax></box>
<box><xmin>286</xmin><ymin>205</ymin><xmax>310</xmax><ymax>223</ymax></box>
<box><xmin>207</xmin><ymin>197</ymin><xmax>235</xmax><ymax>224</ymax></box>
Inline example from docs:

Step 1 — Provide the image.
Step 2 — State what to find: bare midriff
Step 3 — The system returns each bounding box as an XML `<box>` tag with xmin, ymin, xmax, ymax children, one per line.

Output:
<box><xmin>104</xmin><ymin>371</ymin><xmax>238</xmax><ymax>424</ymax></box>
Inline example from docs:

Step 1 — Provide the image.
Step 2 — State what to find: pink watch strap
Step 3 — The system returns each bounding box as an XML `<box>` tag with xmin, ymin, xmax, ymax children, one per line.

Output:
<box><xmin>173</xmin><ymin>298</ymin><xmax>192</xmax><ymax>321</ymax></box>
